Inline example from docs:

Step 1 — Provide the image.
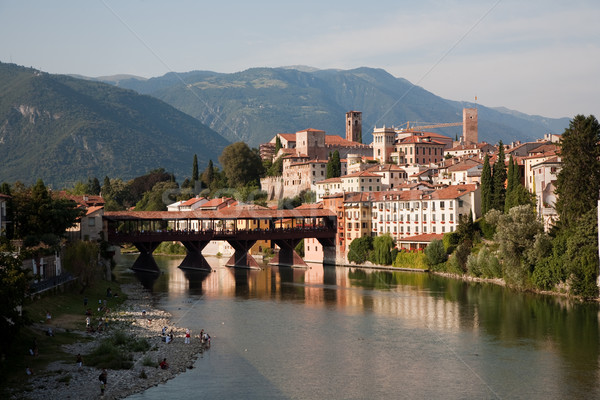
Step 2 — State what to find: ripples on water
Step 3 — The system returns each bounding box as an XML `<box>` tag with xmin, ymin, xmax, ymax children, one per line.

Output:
<box><xmin>119</xmin><ymin>255</ymin><xmax>600</xmax><ymax>400</ymax></box>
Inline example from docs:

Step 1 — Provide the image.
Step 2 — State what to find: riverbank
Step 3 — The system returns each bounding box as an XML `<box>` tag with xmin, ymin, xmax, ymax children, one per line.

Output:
<box><xmin>13</xmin><ymin>283</ymin><xmax>207</xmax><ymax>400</ymax></box>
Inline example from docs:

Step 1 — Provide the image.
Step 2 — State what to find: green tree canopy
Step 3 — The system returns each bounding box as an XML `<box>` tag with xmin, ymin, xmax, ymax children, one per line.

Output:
<box><xmin>192</xmin><ymin>154</ymin><xmax>199</xmax><ymax>182</ymax></box>
<box><xmin>347</xmin><ymin>235</ymin><xmax>374</xmax><ymax>264</ymax></box>
<box><xmin>327</xmin><ymin>150</ymin><xmax>341</xmax><ymax>179</ymax></box>
<box><xmin>219</xmin><ymin>142</ymin><xmax>264</xmax><ymax>188</ymax></box>
<box><xmin>555</xmin><ymin>114</ymin><xmax>600</xmax><ymax>230</ymax></box>
<box><xmin>371</xmin><ymin>234</ymin><xmax>394</xmax><ymax>265</ymax></box>
<box><xmin>0</xmin><ymin>252</ymin><xmax>30</xmax><ymax>359</ymax></box>
<box><xmin>492</xmin><ymin>141</ymin><xmax>506</xmax><ymax>211</ymax></box>
<box><xmin>425</xmin><ymin>239</ymin><xmax>447</xmax><ymax>266</ymax></box>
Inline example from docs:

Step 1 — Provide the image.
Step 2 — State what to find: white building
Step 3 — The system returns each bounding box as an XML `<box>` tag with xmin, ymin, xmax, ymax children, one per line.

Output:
<box><xmin>371</xmin><ymin>184</ymin><xmax>480</xmax><ymax>240</ymax></box>
<box><xmin>532</xmin><ymin>156</ymin><xmax>561</xmax><ymax>231</ymax></box>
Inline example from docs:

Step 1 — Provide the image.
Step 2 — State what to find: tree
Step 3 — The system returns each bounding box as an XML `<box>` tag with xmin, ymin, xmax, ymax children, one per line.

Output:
<box><xmin>564</xmin><ymin>208</ymin><xmax>599</xmax><ymax>298</ymax></box>
<box><xmin>492</xmin><ymin>141</ymin><xmax>507</xmax><ymax>211</ymax></box>
<box><xmin>274</xmin><ymin>135</ymin><xmax>282</xmax><ymax>155</ymax></box>
<box><xmin>425</xmin><ymin>239</ymin><xmax>447</xmax><ymax>266</ymax></box>
<box><xmin>455</xmin><ymin>211</ymin><xmax>475</xmax><ymax>243</ymax></box>
<box><xmin>555</xmin><ymin>115</ymin><xmax>600</xmax><ymax>230</ymax></box>
<box><xmin>202</xmin><ymin>159</ymin><xmax>215</xmax><ymax>188</ymax></box>
<box><xmin>371</xmin><ymin>234</ymin><xmax>394</xmax><ymax>265</ymax></box>
<box><xmin>481</xmin><ymin>154</ymin><xmax>492</xmax><ymax>215</ymax></box>
<box><xmin>0</xmin><ymin>252</ymin><xmax>30</xmax><ymax>359</ymax></box>
<box><xmin>63</xmin><ymin>241</ymin><xmax>101</xmax><ymax>293</ymax></box>
<box><xmin>327</xmin><ymin>150</ymin><xmax>341</xmax><ymax>179</ymax></box>
<box><xmin>135</xmin><ymin>181</ymin><xmax>179</xmax><ymax>211</ymax></box>
<box><xmin>87</xmin><ymin>177</ymin><xmax>101</xmax><ymax>195</ymax></box>
<box><xmin>347</xmin><ymin>236</ymin><xmax>374</xmax><ymax>264</ymax></box>
<box><xmin>12</xmin><ymin>180</ymin><xmax>84</xmax><ymax>243</ymax></box>
<box><xmin>192</xmin><ymin>154</ymin><xmax>199</xmax><ymax>182</ymax></box>
<box><xmin>494</xmin><ymin>205</ymin><xmax>543</xmax><ymax>286</ymax></box>
<box><xmin>102</xmin><ymin>176</ymin><xmax>111</xmax><ymax>197</ymax></box>
<box><xmin>219</xmin><ymin>142</ymin><xmax>264</xmax><ymax>188</ymax></box>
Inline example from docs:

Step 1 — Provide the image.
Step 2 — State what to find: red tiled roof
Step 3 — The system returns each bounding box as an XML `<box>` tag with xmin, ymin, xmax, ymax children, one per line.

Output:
<box><xmin>397</xmin><ymin>233</ymin><xmax>444</xmax><ymax>243</ymax></box>
<box><xmin>342</xmin><ymin>170</ymin><xmax>382</xmax><ymax>178</ymax></box>
<box><xmin>278</xmin><ymin>133</ymin><xmax>296</xmax><ymax>141</ymax></box>
<box><xmin>316</xmin><ymin>177</ymin><xmax>343</xmax><ymax>184</ymax></box>
<box><xmin>430</xmin><ymin>184</ymin><xmax>478</xmax><ymax>199</ymax></box>
<box><xmin>295</xmin><ymin>203</ymin><xmax>323</xmax><ymax>210</ymax></box>
<box><xmin>324</xmin><ymin>135</ymin><xmax>369</xmax><ymax>147</ymax></box>
<box><xmin>85</xmin><ymin>206</ymin><xmax>104</xmax><ymax>216</ymax></box>
<box><xmin>181</xmin><ymin>197</ymin><xmax>206</xmax><ymax>207</ymax></box>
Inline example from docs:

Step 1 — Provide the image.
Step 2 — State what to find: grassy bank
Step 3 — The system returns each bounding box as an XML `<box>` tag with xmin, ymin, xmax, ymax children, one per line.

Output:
<box><xmin>0</xmin><ymin>279</ymin><xmax>126</xmax><ymax>396</ymax></box>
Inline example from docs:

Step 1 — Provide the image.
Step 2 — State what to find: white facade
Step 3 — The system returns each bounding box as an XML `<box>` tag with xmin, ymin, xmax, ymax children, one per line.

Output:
<box><xmin>370</xmin><ymin>185</ymin><xmax>480</xmax><ymax>241</ymax></box>
<box><xmin>532</xmin><ymin>156</ymin><xmax>561</xmax><ymax>231</ymax></box>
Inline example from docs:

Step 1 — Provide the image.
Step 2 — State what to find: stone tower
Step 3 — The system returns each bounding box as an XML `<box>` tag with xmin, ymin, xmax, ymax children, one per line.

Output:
<box><xmin>346</xmin><ymin>111</ymin><xmax>362</xmax><ymax>143</ymax></box>
<box><xmin>463</xmin><ymin>108</ymin><xmax>478</xmax><ymax>145</ymax></box>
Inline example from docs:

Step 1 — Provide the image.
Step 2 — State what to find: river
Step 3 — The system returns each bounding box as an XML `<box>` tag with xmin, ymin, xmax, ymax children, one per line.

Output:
<box><xmin>116</xmin><ymin>254</ymin><xmax>600</xmax><ymax>400</ymax></box>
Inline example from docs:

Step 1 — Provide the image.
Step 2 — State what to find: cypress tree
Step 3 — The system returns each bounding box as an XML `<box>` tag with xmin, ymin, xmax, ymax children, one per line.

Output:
<box><xmin>504</xmin><ymin>155</ymin><xmax>515</xmax><ymax>212</ymax></box>
<box><xmin>326</xmin><ymin>150</ymin><xmax>341</xmax><ymax>178</ymax></box>
<box><xmin>202</xmin><ymin>159</ymin><xmax>215</xmax><ymax>189</ymax></box>
<box><xmin>492</xmin><ymin>141</ymin><xmax>507</xmax><ymax>211</ymax></box>
<box><xmin>274</xmin><ymin>135</ymin><xmax>282</xmax><ymax>155</ymax></box>
<box><xmin>481</xmin><ymin>154</ymin><xmax>492</xmax><ymax>215</ymax></box>
<box><xmin>192</xmin><ymin>154</ymin><xmax>199</xmax><ymax>182</ymax></box>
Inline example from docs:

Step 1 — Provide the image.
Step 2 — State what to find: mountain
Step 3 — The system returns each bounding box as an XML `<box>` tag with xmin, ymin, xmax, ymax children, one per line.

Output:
<box><xmin>0</xmin><ymin>63</ymin><xmax>229</xmax><ymax>188</ymax></box>
<box><xmin>105</xmin><ymin>66</ymin><xmax>571</xmax><ymax>147</ymax></box>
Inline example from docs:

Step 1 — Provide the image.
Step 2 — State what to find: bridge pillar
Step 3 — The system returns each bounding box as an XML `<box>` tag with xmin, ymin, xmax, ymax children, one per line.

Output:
<box><xmin>226</xmin><ymin>240</ymin><xmax>260</xmax><ymax>269</ymax></box>
<box><xmin>317</xmin><ymin>238</ymin><xmax>337</xmax><ymax>266</ymax></box>
<box><xmin>180</xmin><ymin>241</ymin><xmax>212</xmax><ymax>271</ymax></box>
<box><xmin>270</xmin><ymin>239</ymin><xmax>307</xmax><ymax>268</ymax></box>
<box><xmin>131</xmin><ymin>242</ymin><xmax>161</xmax><ymax>272</ymax></box>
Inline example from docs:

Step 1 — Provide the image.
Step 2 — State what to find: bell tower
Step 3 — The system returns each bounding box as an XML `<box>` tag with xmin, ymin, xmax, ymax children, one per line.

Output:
<box><xmin>346</xmin><ymin>111</ymin><xmax>362</xmax><ymax>143</ymax></box>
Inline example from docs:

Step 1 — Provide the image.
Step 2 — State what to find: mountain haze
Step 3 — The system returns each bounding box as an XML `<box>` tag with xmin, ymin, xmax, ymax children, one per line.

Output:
<box><xmin>0</xmin><ymin>62</ymin><xmax>229</xmax><ymax>188</ymax></box>
<box><xmin>106</xmin><ymin>67</ymin><xmax>571</xmax><ymax>147</ymax></box>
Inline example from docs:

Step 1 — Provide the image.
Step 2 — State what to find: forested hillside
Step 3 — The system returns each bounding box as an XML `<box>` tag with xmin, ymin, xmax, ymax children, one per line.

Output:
<box><xmin>0</xmin><ymin>63</ymin><xmax>229</xmax><ymax>188</ymax></box>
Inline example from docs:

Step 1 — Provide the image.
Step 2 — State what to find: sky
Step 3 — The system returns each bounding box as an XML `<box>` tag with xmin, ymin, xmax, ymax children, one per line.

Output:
<box><xmin>0</xmin><ymin>0</ymin><xmax>598</xmax><ymax>119</ymax></box>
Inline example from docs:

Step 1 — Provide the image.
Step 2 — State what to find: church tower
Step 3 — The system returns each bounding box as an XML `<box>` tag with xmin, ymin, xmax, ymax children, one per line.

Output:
<box><xmin>346</xmin><ymin>111</ymin><xmax>362</xmax><ymax>143</ymax></box>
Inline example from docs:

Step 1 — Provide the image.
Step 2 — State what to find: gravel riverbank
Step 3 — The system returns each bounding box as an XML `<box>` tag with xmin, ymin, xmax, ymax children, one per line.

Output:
<box><xmin>16</xmin><ymin>283</ymin><xmax>207</xmax><ymax>400</ymax></box>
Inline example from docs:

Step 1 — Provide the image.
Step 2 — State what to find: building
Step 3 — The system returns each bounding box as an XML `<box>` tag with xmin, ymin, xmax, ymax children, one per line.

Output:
<box><xmin>340</xmin><ymin>170</ymin><xmax>382</xmax><ymax>193</ymax></box>
<box><xmin>532</xmin><ymin>156</ymin><xmax>561</xmax><ymax>231</ymax></box>
<box><xmin>444</xmin><ymin>142</ymin><xmax>495</xmax><ymax>159</ymax></box>
<box><xmin>371</xmin><ymin>184</ymin><xmax>480</xmax><ymax>241</ymax></box>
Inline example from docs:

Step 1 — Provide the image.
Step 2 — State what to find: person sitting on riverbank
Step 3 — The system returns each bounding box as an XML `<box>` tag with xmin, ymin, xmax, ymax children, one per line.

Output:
<box><xmin>159</xmin><ymin>358</ymin><xmax>169</xmax><ymax>369</ymax></box>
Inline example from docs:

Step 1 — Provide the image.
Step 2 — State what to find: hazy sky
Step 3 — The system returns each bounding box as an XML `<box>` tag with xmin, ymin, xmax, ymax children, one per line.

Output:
<box><xmin>1</xmin><ymin>0</ymin><xmax>598</xmax><ymax>119</ymax></box>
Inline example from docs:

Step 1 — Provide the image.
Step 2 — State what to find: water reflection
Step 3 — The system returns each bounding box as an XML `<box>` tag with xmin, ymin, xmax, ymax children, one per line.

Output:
<box><xmin>118</xmin><ymin>254</ymin><xmax>600</xmax><ymax>399</ymax></box>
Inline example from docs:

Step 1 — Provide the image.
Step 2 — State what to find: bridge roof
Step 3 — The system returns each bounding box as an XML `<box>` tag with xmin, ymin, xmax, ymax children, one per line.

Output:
<box><xmin>104</xmin><ymin>208</ymin><xmax>336</xmax><ymax>221</ymax></box>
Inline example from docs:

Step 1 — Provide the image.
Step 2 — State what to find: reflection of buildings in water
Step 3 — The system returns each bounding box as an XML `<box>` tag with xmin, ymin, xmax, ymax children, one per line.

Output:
<box><xmin>167</xmin><ymin>258</ymin><xmax>472</xmax><ymax>332</ymax></box>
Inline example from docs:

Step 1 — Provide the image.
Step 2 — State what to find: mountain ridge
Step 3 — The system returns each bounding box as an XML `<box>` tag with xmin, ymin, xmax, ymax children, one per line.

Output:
<box><xmin>99</xmin><ymin>66</ymin><xmax>570</xmax><ymax>147</ymax></box>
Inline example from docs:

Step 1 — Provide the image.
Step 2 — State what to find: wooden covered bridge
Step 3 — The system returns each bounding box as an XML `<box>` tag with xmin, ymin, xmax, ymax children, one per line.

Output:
<box><xmin>103</xmin><ymin>207</ymin><xmax>337</xmax><ymax>272</ymax></box>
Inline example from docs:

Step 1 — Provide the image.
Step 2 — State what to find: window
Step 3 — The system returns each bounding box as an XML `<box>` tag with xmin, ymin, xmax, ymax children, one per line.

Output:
<box><xmin>362</xmin><ymin>222</ymin><xmax>366</xmax><ymax>229</ymax></box>
<box><xmin>440</xmin><ymin>201</ymin><xmax>445</xmax><ymax>209</ymax></box>
<box><xmin>88</xmin><ymin>217</ymin><xmax>96</xmax><ymax>227</ymax></box>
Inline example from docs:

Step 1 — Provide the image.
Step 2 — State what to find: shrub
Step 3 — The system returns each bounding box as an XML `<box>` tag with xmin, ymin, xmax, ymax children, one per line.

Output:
<box><xmin>142</xmin><ymin>356</ymin><xmax>156</xmax><ymax>367</ymax></box>
<box><xmin>347</xmin><ymin>236</ymin><xmax>374</xmax><ymax>264</ymax></box>
<box><xmin>425</xmin><ymin>239</ymin><xmax>447</xmax><ymax>266</ymax></box>
<box><xmin>393</xmin><ymin>250</ymin><xmax>428</xmax><ymax>270</ymax></box>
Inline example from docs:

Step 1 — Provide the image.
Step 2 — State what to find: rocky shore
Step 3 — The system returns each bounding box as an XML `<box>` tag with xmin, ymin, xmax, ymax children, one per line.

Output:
<box><xmin>17</xmin><ymin>283</ymin><xmax>206</xmax><ymax>400</ymax></box>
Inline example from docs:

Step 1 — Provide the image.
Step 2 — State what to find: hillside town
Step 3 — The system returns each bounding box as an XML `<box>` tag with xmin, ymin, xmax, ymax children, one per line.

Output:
<box><xmin>254</xmin><ymin>108</ymin><xmax>561</xmax><ymax>263</ymax></box>
<box><xmin>0</xmin><ymin>108</ymin><xmax>564</xmax><ymax>268</ymax></box>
